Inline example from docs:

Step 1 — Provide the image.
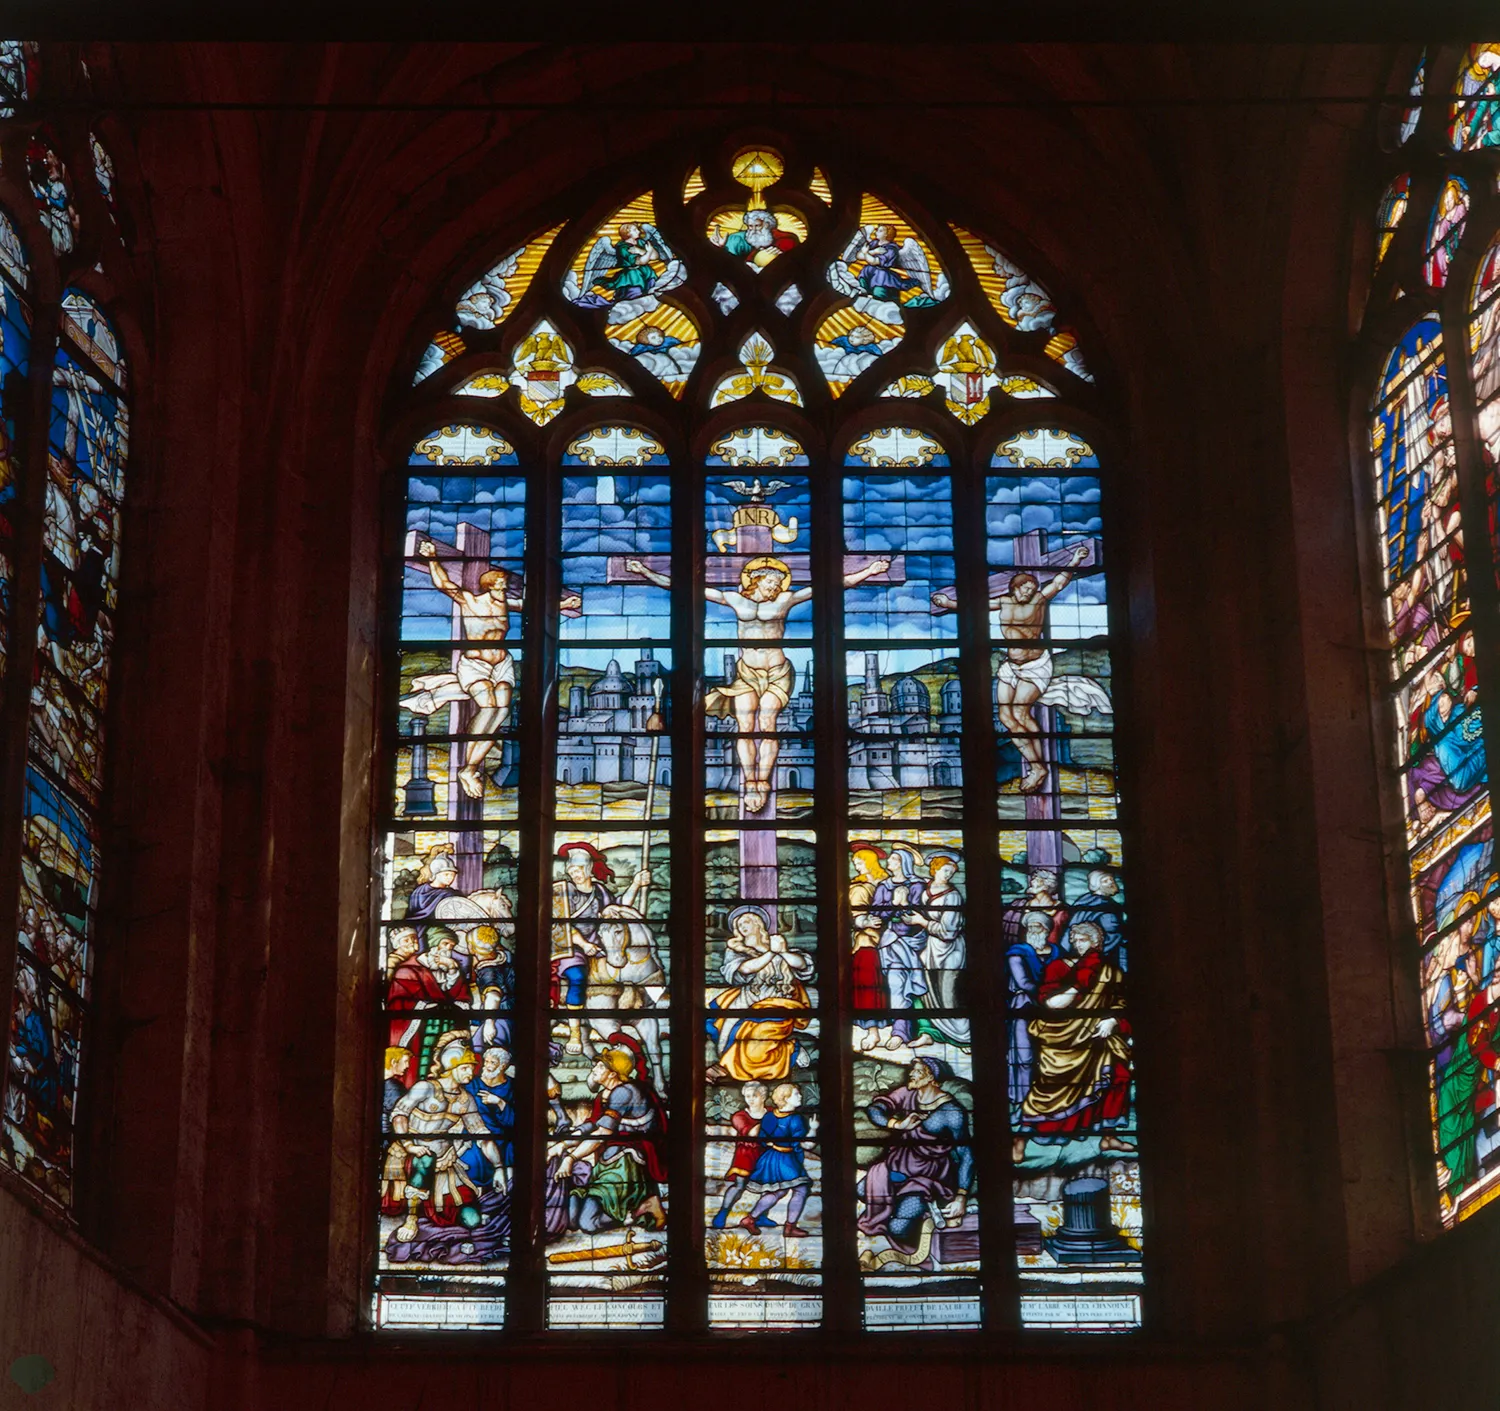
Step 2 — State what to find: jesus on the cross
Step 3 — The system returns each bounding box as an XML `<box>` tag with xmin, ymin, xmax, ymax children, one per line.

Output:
<box><xmin>625</xmin><ymin>554</ymin><xmax>889</xmax><ymax>812</ymax></box>
<box><xmin>401</xmin><ymin>540</ymin><xmax>523</xmax><ymax>799</ymax></box>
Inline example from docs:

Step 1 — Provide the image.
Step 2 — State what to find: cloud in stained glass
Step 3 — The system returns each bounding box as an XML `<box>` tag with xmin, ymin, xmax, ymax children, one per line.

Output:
<box><xmin>1044</xmin><ymin>327</ymin><xmax>1094</xmax><ymax>383</ymax></box>
<box><xmin>814</xmin><ymin>304</ymin><xmax>903</xmax><ymax>398</ymax></box>
<box><xmin>0</xmin><ymin>208</ymin><xmax>29</xmax><ymax>291</ymax></box>
<box><xmin>408</xmin><ymin>424</ymin><xmax>516</xmax><ymax>466</ymax></box>
<box><xmin>951</xmin><ymin>225</ymin><xmax>1057</xmax><ymax>333</ymax></box>
<box><xmin>564</xmin><ymin>192</ymin><xmax>686</xmax><ymax>327</ymax></box>
<box><xmin>412</xmin><ymin>331</ymin><xmax>465</xmax><ymax>385</ymax></box>
<box><xmin>827</xmin><ymin>194</ymin><xmax>948</xmax><ymax>325</ymax></box>
<box><xmin>710</xmin><ymin>331</ymin><xmax>802</xmax><ymax>408</ymax></box>
<box><xmin>460</xmin><ymin>224</ymin><xmax>564</xmax><ymax>333</ymax></box>
<box><xmin>1451</xmin><ymin>44</ymin><xmax>1500</xmax><ymax>150</ymax></box>
<box><xmin>607</xmin><ymin>301</ymin><xmax>701</xmax><ymax>399</ymax></box>
<box><xmin>775</xmin><ymin>284</ymin><xmax>802</xmax><ymax>316</ymax></box>
<box><xmin>711</xmin><ymin>282</ymin><xmax>739</xmax><ymax>315</ymax></box>
<box><xmin>413</xmin><ymin>223</ymin><xmax>566</xmax><ymax>386</ymax></box>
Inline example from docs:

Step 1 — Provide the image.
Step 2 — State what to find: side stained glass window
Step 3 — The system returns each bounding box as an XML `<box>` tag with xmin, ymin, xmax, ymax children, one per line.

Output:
<box><xmin>0</xmin><ymin>49</ymin><xmax>134</xmax><ymax>1212</ymax></box>
<box><xmin>0</xmin><ymin>209</ymin><xmax>30</xmax><ymax>687</ymax></box>
<box><xmin>377</xmin><ymin>143</ymin><xmax>1143</xmax><ymax>1333</ymax></box>
<box><xmin>1376</xmin><ymin>176</ymin><xmax>1411</xmax><ymax>271</ymax></box>
<box><xmin>1365</xmin><ymin>50</ymin><xmax>1500</xmax><ymax>1228</ymax></box>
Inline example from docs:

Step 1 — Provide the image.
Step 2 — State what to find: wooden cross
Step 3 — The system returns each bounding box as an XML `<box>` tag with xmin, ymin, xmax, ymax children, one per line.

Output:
<box><xmin>930</xmin><ymin>530</ymin><xmax>1104</xmax><ymax>870</ymax></box>
<box><xmin>607</xmin><ymin>519</ymin><xmax>907</xmax><ymax>912</ymax></box>
<box><xmin>402</xmin><ymin>525</ymin><xmax>495</xmax><ymax>890</ymax></box>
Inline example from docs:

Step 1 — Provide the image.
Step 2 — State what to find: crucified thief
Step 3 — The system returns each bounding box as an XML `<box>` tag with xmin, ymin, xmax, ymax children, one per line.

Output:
<box><xmin>936</xmin><ymin>542</ymin><xmax>1090</xmax><ymax>794</ymax></box>
<box><xmin>401</xmin><ymin>540</ymin><xmax>524</xmax><ymax>799</ymax></box>
<box><xmin>625</xmin><ymin>554</ymin><xmax>889</xmax><ymax>812</ymax></box>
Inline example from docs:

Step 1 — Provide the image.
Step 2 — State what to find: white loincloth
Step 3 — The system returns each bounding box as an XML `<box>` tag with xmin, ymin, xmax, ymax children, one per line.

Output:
<box><xmin>996</xmin><ymin>651</ymin><xmax>1113</xmax><ymax>717</ymax></box>
<box><xmin>401</xmin><ymin>652</ymin><xmax>516</xmax><ymax>715</ymax></box>
<box><xmin>995</xmin><ymin>653</ymin><xmax>1054</xmax><ymax>692</ymax></box>
<box><xmin>457</xmin><ymin>652</ymin><xmax>516</xmax><ymax>692</ymax></box>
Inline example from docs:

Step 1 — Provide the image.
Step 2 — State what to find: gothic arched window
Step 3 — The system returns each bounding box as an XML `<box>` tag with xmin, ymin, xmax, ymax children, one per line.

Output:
<box><xmin>376</xmin><ymin>141</ymin><xmax>1143</xmax><ymax>1334</ymax></box>
<box><xmin>0</xmin><ymin>43</ymin><xmax>132</xmax><ymax>1210</ymax></box>
<box><xmin>1365</xmin><ymin>45</ymin><xmax>1500</xmax><ymax>1230</ymax></box>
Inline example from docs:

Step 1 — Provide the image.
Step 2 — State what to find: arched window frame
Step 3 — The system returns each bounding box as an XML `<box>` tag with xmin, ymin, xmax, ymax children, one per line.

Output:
<box><xmin>373</xmin><ymin>132</ymin><xmax>1146</xmax><ymax>1337</ymax></box>
<box><xmin>1359</xmin><ymin>44</ymin><xmax>1500</xmax><ymax>1232</ymax></box>
<box><xmin>0</xmin><ymin>40</ymin><xmax>138</xmax><ymax>1217</ymax></box>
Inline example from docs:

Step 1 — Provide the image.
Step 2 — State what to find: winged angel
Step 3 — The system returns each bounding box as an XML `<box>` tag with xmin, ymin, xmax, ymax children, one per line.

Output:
<box><xmin>829</xmin><ymin>224</ymin><xmax>946</xmax><ymax>322</ymax></box>
<box><xmin>566</xmin><ymin>221</ymin><xmax>686</xmax><ymax>326</ymax></box>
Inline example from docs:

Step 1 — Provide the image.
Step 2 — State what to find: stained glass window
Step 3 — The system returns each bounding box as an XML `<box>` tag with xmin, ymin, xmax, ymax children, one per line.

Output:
<box><xmin>0</xmin><ymin>53</ymin><xmax>133</xmax><ymax>1210</ymax></box>
<box><xmin>378</xmin><ymin>146</ymin><xmax>1143</xmax><ymax>1333</ymax></box>
<box><xmin>1376</xmin><ymin>175</ymin><xmax>1411</xmax><ymax>270</ymax></box>
<box><xmin>1400</xmin><ymin>51</ymin><xmax>1426</xmax><ymax>146</ymax></box>
<box><xmin>1364</xmin><ymin>49</ymin><xmax>1500</xmax><ymax>1228</ymax></box>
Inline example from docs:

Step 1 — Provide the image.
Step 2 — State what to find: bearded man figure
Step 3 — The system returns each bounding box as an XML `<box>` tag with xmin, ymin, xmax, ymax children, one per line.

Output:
<box><xmin>721</xmin><ymin>207</ymin><xmax>799</xmax><ymax>268</ymax></box>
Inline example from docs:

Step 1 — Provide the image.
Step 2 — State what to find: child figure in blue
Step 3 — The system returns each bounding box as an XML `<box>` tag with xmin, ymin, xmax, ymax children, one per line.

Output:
<box><xmin>740</xmin><ymin>1082</ymin><xmax>814</xmax><ymax>1237</ymax></box>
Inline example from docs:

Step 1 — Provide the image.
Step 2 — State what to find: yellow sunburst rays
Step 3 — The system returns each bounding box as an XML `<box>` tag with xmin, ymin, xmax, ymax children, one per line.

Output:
<box><xmin>814</xmin><ymin>305</ymin><xmax>905</xmax><ymax>398</ymax></box>
<box><xmin>420</xmin><ymin>223</ymin><xmax>568</xmax><ymax>381</ymax></box>
<box><xmin>949</xmin><ymin>223</ymin><xmax>1052</xmax><ymax>331</ymax></box>
<box><xmin>683</xmin><ymin>167</ymin><xmax>706</xmax><ymax>202</ymax></box>
<box><xmin>478</xmin><ymin>221</ymin><xmax>565</xmax><ymax>326</ymax></box>
<box><xmin>731</xmin><ymin>147</ymin><xmax>784</xmax><ymax>212</ymax></box>
<box><xmin>711</xmin><ymin>331</ymin><xmax>803</xmax><ymax>407</ymax></box>
<box><xmin>609</xmin><ymin>303</ymin><xmax>701</xmax><ymax>399</ymax></box>
<box><xmin>1043</xmin><ymin>327</ymin><xmax>1093</xmax><ymax>381</ymax></box>
<box><xmin>809</xmin><ymin>167</ymin><xmax>833</xmax><ymax>205</ymax></box>
<box><xmin>853</xmin><ymin>194</ymin><xmax>945</xmax><ymax>295</ymax></box>
<box><xmin>1377</xmin><ymin>180</ymin><xmax>1411</xmax><ymax>268</ymax></box>
<box><xmin>568</xmin><ymin>192</ymin><xmax>662</xmax><ymax>294</ymax></box>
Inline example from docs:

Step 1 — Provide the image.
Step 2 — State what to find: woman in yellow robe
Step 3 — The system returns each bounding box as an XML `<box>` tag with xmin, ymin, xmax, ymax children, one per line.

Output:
<box><xmin>707</xmin><ymin>906</ymin><xmax>813</xmax><ymax>1081</ymax></box>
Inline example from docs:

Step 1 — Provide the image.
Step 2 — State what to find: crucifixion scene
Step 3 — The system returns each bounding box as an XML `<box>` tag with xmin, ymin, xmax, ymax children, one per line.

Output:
<box><xmin>394</xmin><ymin>477</ymin><xmax>531</xmax><ymax>826</ymax></box>
<box><xmin>932</xmin><ymin>474</ymin><xmax>1115</xmax><ymax>825</ymax></box>
<box><xmin>624</xmin><ymin>473</ymin><xmax>895</xmax><ymax>819</ymax></box>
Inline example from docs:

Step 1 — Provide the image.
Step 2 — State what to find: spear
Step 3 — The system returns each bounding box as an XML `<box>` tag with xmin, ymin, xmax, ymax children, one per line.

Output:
<box><xmin>639</xmin><ymin>676</ymin><xmax>665</xmax><ymax>897</ymax></box>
